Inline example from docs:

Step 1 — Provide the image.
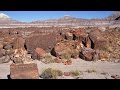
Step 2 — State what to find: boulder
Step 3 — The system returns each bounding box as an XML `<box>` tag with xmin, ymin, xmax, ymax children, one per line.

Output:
<box><xmin>52</xmin><ymin>40</ymin><xmax>83</xmax><ymax>59</ymax></box>
<box><xmin>80</xmin><ymin>47</ymin><xmax>95</xmax><ymax>61</ymax></box>
<box><xmin>10</xmin><ymin>63</ymin><xmax>39</xmax><ymax>79</ymax></box>
<box><xmin>0</xmin><ymin>49</ymin><xmax>6</xmax><ymax>58</ymax></box>
<box><xmin>12</xmin><ymin>48</ymin><xmax>33</xmax><ymax>64</ymax></box>
<box><xmin>31</xmin><ymin>48</ymin><xmax>47</xmax><ymax>60</ymax></box>
<box><xmin>25</xmin><ymin>33</ymin><xmax>61</xmax><ymax>53</ymax></box>
<box><xmin>72</xmin><ymin>29</ymin><xmax>88</xmax><ymax>41</ymax></box>
<box><xmin>3</xmin><ymin>44</ymin><xmax>12</xmax><ymax>50</ymax></box>
<box><xmin>65</xmin><ymin>32</ymin><xmax>73</xmax><ymax>40</ymax></box>
<box><xmin>52</xmin><ymin>40</ymin><xmax>72</xmax><ymax>58</ymax></box>
<box><xmin>0</xmin><ymin>55</ymin><xmax>10</xmax><ymax>64</ymax></box>
<box><xmin>12</xmin><ymin>36</ymin><xmax>25</xmax><ymax>49</ymax></box>
<box><xmin>88</xmin><ymin>29</ymin><xmax>108</xmax><ymax>50</ymax></box>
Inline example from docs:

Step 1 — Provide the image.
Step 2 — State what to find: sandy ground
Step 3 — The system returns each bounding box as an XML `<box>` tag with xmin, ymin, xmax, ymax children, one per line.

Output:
<box><xmin>0</xmin><ymin>58</ymin><xmax>120</xmax><ymax>79</ymax></box>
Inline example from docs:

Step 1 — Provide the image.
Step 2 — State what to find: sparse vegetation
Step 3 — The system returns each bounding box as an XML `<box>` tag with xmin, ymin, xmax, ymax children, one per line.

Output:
<box><xmin>41</xmin><ymin>54</ymin><xmax>55</xmax><ymax>64</ymax></box>
<box><xmin>70</xmin><ymin>70</ymin><xmax>81</xmax><ymax>76</ymax></box>
<box><xmin>40</xmin><ymin>68</ymin><xmax>63</xmax><ymax>79</ymax></box>
<box><xmin>60</xmin><ymin>53</ymin><xmax>71</xmax><ymax>59</ymax></box>
<box><xmin>101</xmin><ymin>72</ymin><xmax>108</xmax><ymax>75</ymax></box>
<box><xmin>85</xmin><ymin>69</ymin><xmax>96</xmax><ymax>73</ymax></box>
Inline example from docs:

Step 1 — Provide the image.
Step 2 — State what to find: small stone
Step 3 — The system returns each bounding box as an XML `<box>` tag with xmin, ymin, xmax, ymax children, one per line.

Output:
<box><xmin>3</xmin><ymin>44</ymin><xmax>12</xmax><ymax>50</ymax></box>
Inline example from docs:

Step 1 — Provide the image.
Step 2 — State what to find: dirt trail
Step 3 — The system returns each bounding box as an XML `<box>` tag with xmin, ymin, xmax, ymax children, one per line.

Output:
<box><xmin>0</xmin><ymin>59</ymin><xmax>120</xmax><ymax>79</ymax></box>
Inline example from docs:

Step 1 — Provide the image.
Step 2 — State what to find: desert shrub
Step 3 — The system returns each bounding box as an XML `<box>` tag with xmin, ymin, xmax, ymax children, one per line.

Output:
<box><xmin>56</xmin><ymin>70</ymin><xmax>63</xmax><ymax>76</ymax></box>
<box><xmin>60</xmin><ymin>53</ymin><xmax>71</xmax><ymax>59</ymax></box>
<box><xmin>70</xmin><ymin>70</ymin><xmax>80</xmax><ymax>76</ymax></box>
<box><xmin>71</xmin><ymin>50</ymin><xmax>79</xmax><ymax>59</ymax></box>
<box><xmin>85</xmin><ymin>69</ymin><xmax>96</xmax><ymax>73</ymax></box>
<box><xmin>40</xmin><ymin>68</ymin><xmax>63</xmax><ymax>79</ymax></box>
<box><xmin>41</xmin><ymin>54</ymin><xmax>55</xmax><ymax>64</ymax></box>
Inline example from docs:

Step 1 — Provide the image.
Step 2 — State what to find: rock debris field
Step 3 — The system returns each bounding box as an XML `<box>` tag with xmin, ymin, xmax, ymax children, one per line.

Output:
<box><xmin>0</xmin><ymin>27</ymin><xmax>120</xmax><ymax>79</ymax></box>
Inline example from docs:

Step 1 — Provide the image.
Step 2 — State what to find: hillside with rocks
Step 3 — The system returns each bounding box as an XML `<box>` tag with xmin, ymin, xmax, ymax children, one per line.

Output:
<box><xmin>0</xmin><ymin>26</ymin><xmax>120</xmax><ymax>79</ymax></box>
<box><xmin>0</xmin><ymin>12</ymin><xmax>120</xmax><ymax>79</ymax></box>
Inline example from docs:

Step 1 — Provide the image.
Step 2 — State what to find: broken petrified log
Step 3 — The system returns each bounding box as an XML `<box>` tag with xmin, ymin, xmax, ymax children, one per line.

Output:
<box><xmin>12</xmin><ymin>36</ymin><xmax>25</xmax><ymax>49</ymax></box>
<box><xmin>12</xmin><ymin>48</ymin><xmax>33</xmax><ymax>64</ymax></box>
<box><xmin>65</xmin><ymin>32</ymin><xmax>73</xmax><ymax>40</ymax></box>
<box><xmin>25</xmin><ymin>33</ymin><xmax>62</xmax><ymax>53</ymax></box>
<box><xmin>10</xmin><ymin>63</ymin><xmax>39</xmax><ymax>79</ymax></box>
<box><xmin>71</xmin><ymin>29</ymin><xmax>88</xmax><ymax>41</ymax></box>
<box><xmin>80</xmin><ymin>47</ymin><xmax>95</xmax><ymax>61</ymax></box>
<box><xmin>52</xmin><ymin>40</ymin><xmax>83</xmax><ymax>59</ymax></box>
<box><xmin>31</xmin><ymin>48</ymin><xmax>47</xmax><ymax>60</ymax></box>
<box><xmin>88</xmin><ymin>29</ymin><xmax>108</xmax><ymax>50</ymax></box>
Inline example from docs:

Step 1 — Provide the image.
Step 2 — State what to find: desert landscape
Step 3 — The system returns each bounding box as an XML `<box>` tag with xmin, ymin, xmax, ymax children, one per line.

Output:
<box><xmin>0</xmin><ymin>11</ymin><xmax>120</xmax><ymax>79</ymax></box>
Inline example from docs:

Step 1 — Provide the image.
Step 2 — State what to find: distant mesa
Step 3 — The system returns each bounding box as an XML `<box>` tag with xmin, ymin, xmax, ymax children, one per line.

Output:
<box><xmin>0</xmin><ymin>12</ymin><xmax>120</xmax><ymax>26</ymax></box>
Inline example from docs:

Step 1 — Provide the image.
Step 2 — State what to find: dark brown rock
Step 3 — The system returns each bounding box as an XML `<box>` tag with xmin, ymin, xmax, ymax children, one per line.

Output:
<box><xmin>72</xmin><ymin>29</ymin><xmax>88</xmax><ymax>41</ymax></box>
<box><xmin>52</xmin><ymin>40</ymin><xmax>83</xmax><ymax>59</ymax></box>
<box><xmin>25</xmin><ymin>33</ymin><xmax>61</xmax><ymax>53</ymax></box>
<box><xmin>80</xmin><ymin>47</ymin><xmax>95</xmax><ymax>61</ymax></box>
<box><xmin>31</xmin><ymin>48</ymin><xmax>47</xmax><ymax>60</ymax></box>
<box><xmin>89</xmin><ymin>29</ymin><xmax>108</xmax><ymax>50</ymax></box>
<box><xmin>12</xmin><ymin>37</ymin><xmax>25</xmax><ymax>49</ymax></box>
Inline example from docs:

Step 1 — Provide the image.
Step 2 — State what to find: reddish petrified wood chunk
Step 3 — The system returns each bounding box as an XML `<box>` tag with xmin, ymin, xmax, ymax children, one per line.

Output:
<box><xmin>10</xmin><ymin>63</ymin><xmax>39</xmax><ymax>79</ymax></box>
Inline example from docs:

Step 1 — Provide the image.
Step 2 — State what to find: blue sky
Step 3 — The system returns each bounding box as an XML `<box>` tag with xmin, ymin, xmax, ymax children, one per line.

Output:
<box><xmin>1</xmin><ymin>11</ymin><xmax>112</xmax><ymax>22</ymax></box>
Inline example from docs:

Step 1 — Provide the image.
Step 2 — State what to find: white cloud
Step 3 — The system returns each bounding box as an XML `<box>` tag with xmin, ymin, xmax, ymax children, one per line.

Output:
<box><xmin>0</xmin><ymin>13</ymin><xmax>10</xmax><ymax>19</ymax></box>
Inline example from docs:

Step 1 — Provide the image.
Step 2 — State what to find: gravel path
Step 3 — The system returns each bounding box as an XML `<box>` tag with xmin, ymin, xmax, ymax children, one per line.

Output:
<box><xmin>0</xmin><ymin>59</ymin><xmax>120</xmax><ymax>79</ymax></box>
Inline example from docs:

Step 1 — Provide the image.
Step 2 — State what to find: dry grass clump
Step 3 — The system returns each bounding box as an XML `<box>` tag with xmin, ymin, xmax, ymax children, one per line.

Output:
<box><xmin>40</xmin><ymin>68</ymin><xmax>63</xmax><ymax>79</ymax></box>
<box><xmin>70</xmin><ymin>70</ymin><xmax>81</xmax><ymax>76</ymax></box>
<box><xmin>85</xmin><ymin>69</ymin><xmax>96</xmax><ymax>73</ymax></box>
